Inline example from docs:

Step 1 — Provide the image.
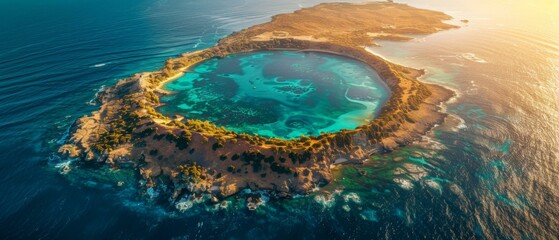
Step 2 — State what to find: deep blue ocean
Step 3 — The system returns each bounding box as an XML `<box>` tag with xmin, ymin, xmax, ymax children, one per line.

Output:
<box><xmin>0</xmin><ymin>0</ymin><xmax>558</xmax><ymax>239</ymax></box>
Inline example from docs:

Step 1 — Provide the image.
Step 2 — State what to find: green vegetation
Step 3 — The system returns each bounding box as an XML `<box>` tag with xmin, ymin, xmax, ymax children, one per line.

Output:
<box><xmin>288</xmin><ymin>150</ymin><xmax>312</xmax><ymax>165</ymax></box>
<box><xmin>241</xmin><ymin>150</ymin><xmax>266</xmax><ymax>172</ymax></box>
<box><xmin>92</xmin><ymin>96</ymin><xmax>141</xmax><ymax>153</ymax></box>
<box><xmin>149</xmin><ymin>149</ymin><xmax>158</xmax><ymax>156</ymax></box>
<box><xmin>212</xmin><ymin>142</ymin><xmax>224</xmax><ymax>151</ymax></box>
<box><xmin>163</xmin><ymin>130</ymin><xmax>192</xmax><ymax>150</ymax></box>
<box><xmin>270</xmin><ymin>162</ymin><xmax>292</xmax><ymax>174</ymax></box>
<box><xmin>178</xmin><ymin>162</ymin><xmax>204</xmax><ymax>183</ymax></box>
<box><xmin>135</xmin><ymin>127</ymin><xmax>156</xmax><ymax>138</ymax></box>
<box><xmin>144</xmin><ymin>90</ymin><xmax>159</xmax><ymax>104</ymax></box>
<box><xmin>264</xmin><ymin>156</ymin><xmax>275</xmax><ymax>163</ymax></box>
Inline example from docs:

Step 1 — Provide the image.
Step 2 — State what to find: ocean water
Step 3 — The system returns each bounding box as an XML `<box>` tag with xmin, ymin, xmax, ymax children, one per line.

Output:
<box><xmin>160</xmin><ymin>51</ymin><xmax>388</xmax><ymax>139</ymax></box>
<box><xmin>0</xmin><ymin>0</ymin><xmax>558</xmax><ymax>239</ymax></box>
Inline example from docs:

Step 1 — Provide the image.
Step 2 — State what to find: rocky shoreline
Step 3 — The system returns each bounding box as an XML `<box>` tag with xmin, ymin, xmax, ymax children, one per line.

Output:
<box><xmin>59</xmin><ymin>2</ymin><xmax>456</xmax><ymax>206</ymax></box>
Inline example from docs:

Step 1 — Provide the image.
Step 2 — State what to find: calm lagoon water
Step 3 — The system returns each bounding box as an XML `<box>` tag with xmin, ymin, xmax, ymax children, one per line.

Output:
<box><xmin>0</xmin><ymin>0</ymin><xmax>558</xmax><ymax>239</ymax></box>
<box><xmin>160</xmin><ymin>51</ymin><xmax>388</xmax><ymax>139</ymax></box>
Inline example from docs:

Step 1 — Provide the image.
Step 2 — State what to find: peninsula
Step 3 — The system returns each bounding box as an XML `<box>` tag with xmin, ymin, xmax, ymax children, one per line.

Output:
<box><xmin>59</xmin><ymin>2</ymin><xmax>456</xmax><ymax>202</ymax></box>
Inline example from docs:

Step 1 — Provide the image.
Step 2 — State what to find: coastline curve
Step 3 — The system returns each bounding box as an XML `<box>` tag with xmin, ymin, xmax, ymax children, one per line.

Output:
<box><xmin>59</xmin><ymin>2</ymin><xmax>456</xmax><ymax>200</ymax></box>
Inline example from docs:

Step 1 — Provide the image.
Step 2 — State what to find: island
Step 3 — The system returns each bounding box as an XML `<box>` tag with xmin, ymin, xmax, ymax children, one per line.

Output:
<box><xmin>59</xmin><ymin>2</ymin><xmax>456</xmax><ymax>204</ymax></box>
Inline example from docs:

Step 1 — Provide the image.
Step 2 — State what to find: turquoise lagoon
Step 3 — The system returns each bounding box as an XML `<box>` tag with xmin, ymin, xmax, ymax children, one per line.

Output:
<box><xmin>160</xmin><ymin>51</ymin><xmax>389</xmax><ymax>139</ymax></box>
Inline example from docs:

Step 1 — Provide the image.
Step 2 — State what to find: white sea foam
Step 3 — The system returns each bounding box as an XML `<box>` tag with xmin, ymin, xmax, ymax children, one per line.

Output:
<box><xmin>402</xmin><ymin>163</ymin><xmax>428</xmax><ymax>181</ymax></box>
<box><xmin>457</xmin><ymin>119</ymin><xmax>467</xmax><ymax>130</ymax></box>
<box><xmin>175</xmin><ymin>200</ymin><xmax>194</xmax><ymax>212</ymax></box>
<box><xmin>86</xmin><ymin>85</ymin><xmax>106</xmax><ymax>106</ymax></box>
<box><xmin>175</xmin><ymin>194</ymin><xmax>207</xmax><ymax>212</ymax></box>
<box><xmin>56</xmin><ymin>124</ymin><xmax>72</xmax><ymax>145</ymax></box>
<box><xmin>314</xmin><ymin>194</ymin><xmax>336</xmax><ymax>208</ymax></box>
<box><xmin>424</xmin><ymin>179</ymin><xmax>442</xmax><ymax>193</ymax></box>
<box><xmin>459</xmin><ymin>53</ymin><xmax>487</xmax><ymax>63</ymax></box>
<box><xmin>85</xmin><ymin>99</ymin><xmax>97</xmax><ymax>106</ymax></box>
<box><xmin>466</xmin><ymin>80</ymin><xmax>479</xmax><ymax>95</ymax></box>
<box><xmin>91</xmin><ymin>62</ymin><xmax>110</xmax><ymax>68</ymax></box>
<box><xmin>394</xmin><ymin>178</ymin><xmax>414</xmax><ymax>190</ymax></box>
<box><xmin>55</xmin><ymin>160</ymin><xmax>73</xmax><ymax>175</ymax></box>
<box><xmin>415</xmin><ymin>135</ymin><xmax>447</xmax><ymax>150</ymax></box>
<box><xmin>343</xmin><ymin>192</ymin><xmax>361</xmax><ymax>204</ymax></box>
<box><xmin>450</xmin><ymin>63</ymin><xmax>466</xmax><ymax>67</ymax></box>
<box><xmin>446</xmin><ymin>114</ymin><xmax>467</xmax><ymax>132</ymax></box>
